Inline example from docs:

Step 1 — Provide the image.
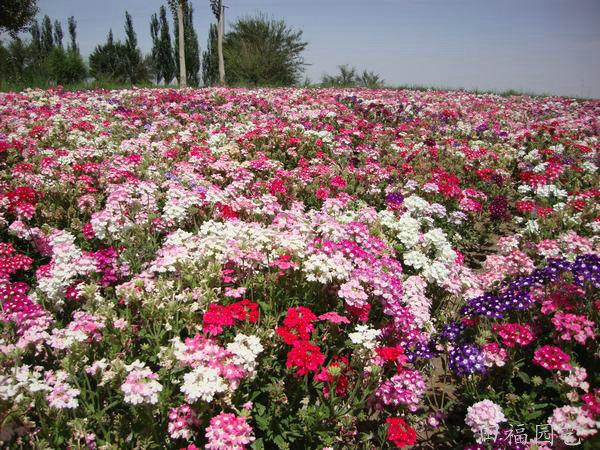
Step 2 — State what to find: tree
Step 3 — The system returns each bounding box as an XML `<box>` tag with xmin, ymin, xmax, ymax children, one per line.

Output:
<box><xmin>168</xmin><ymin>0</ymin><xmax>187</xmax><ymax>88</ymax></box>
<box><xmin>184</xmin><ymin>3</ymin><xmax>200</xmax><ymax>86</ymax></box>
<box><xmin>150</xmin><ymin>13</ymin><xmax>160</xmax><ymax>83</ymax></box>
<box><xmin>209</xmin><ymin>0</ymin><xmax>225</xmax><ymax>84</ymax></box>
<box><xmin>358</xmin><ymin>69</ymin><xmax>384</xmax><ymax>88</ymax></box>
<box><xmin>124</xmin><ymin>11</ymin><xmax>144</xmax><ymax>83</ymax></box>
<box><xmin>30</xmin><ymin>20</ymin><xmax>42</xmax><ymax>56</ymax></box>
<box><xmin>67</xmin><ymin>16</ymin><xmax>78</xmax><ymax>54</ymax></box>
<box><xmin>158</xmin><ymin>6</ymin><xmax>175</xmax><ymax>84</ymax></box>
<box><xmin>53</xmin><ymin>20</ymin><xmax>64</xmax><ymax>50</ymax></box>
<box><xmin>0</xmin><ymin>0</ymin><xmax>38</xmax><ymax>37</ymax></box>
<box><xmin>320</xmin><ymin>65</ymin><xmax>384</xmax><ymax>88</ymax></box>
<box><xmin>202</xmin><ymin>23</ymin><xmax>218</xmax><ymax>86</ymax></box>
<box><xmin>172</xmin><ymin>1</ymin><xmax>199</xmax><ymax>87</ymax></box>
<box><xmin>89</xmin><ymin>29</ymin><xmax>129</xmax><ymax>83</ymax></box>
<box><xmin>41</xmin><ymin>15</ymin><xmax>54</xmax><ymax>53</ymax></box>
<box><xmin>224</xmin><ymin>14</ymin><xmax>308</xmax><ymax>86</ymax></box>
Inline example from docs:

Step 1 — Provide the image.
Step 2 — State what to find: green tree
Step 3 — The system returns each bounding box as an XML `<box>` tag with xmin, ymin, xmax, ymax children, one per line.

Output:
<box><xmin>6</xmin><ymin>38</ymin><xmax>27</xmax><ymax>79</ymax></box>
<box><xmin>53</xmin><ymin>20</ymin><xmax>64</xmax><ymax>50</ymax></box>
<box><xmin>30</xmin><ymin>20</ymin><xmax>42</xmax><ymax>57</ymax></box>
<box><xmin>158</xmin><ymin>6</ymin><xmax>175</xmax><ymax>85</ymax></box>
<box><xmin>124</xmin><ymin>11</ymin><xmax>144</xmax><ymax>83</ymax></box>
<box><xmin>67</xmin><ymin>16</ymin><xmax>78</xmax><ymax>54</ymax></box>
<box><xmin>209</xmin><ymin>0</ymin><xmax>225</xmax><ymax>84</ymax></box>
<box><xmin>0</xmin><ymin>0</ymin><xmax>38</xmax><ymax>37</ymax></box>
<box><xmin>202</xmin><ymin>23</ymin><xmax>218</xmax><ymax>86</ymax></box>
<box><xmin>358</xmin><ymin>69</ymin><xmax>384</xmax><ymax>88</ymax></box>
<box><xmin>150</xmin><ymin>12</ymin><xmax>160</xmax><ymax>83</ymax></box>
<box><xmin>224</xmin><ymin>14</ymin><xmax>308</xmax><ymax>86</ymax></box>
<box><xmin>173</xmin><ymin>2</ymin><xmax>200</xmax><ymax>87</ymax></box>
<box><xmin>320</xmin><ymin>66</ymin><xmax>384</xmax><ymax>88</ymax></box>
<box><xmin>41</xmin><ymin>15</ymin><xmax>54</xmax><ymax>53</ymax></box>
<box><xmin>320</xmin><ymin>65</ymin><xmax>357</xmax><ymax>87</ymax></box>
<box><xmin>89</xmin><ymin>29</ymin><xmax>129</xmax><ymax>83</ymax></box>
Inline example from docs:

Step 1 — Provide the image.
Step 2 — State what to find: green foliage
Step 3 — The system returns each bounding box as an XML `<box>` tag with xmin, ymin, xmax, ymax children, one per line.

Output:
<box><xmin>53</xmin><ymin>19</ymin><xmax>64</xmax><ymax>50</ymax></box>
<box><xmin>123</xmin><ymin>11</ymin><xmax>146</xmax><ymax>84</ymax></box>
<box><xmin>320</xmin><ymin>65</ymin><xmax>385</xmax><ymax>88</ymax></box>
<box><xmin>150</xmin><ymin>13</ymin><xmax>160</xmax><ymax>84</ymax></box>
<box><xmin>47</xmin><ymin>47</ymin><xmax>87</xmax><ymax>85</ymax></box>
<box><xmin>202</xmin><ymin>23</ymin><xmax>219</xmax><ymax>86</ymax></box>
<box><xmin>89</xmin><ymin>30</ymin><xmax>130</xmax><ymax>83</ymax></box>
<box><xmin>67</xmin><ymin>16</ymin><xmax>78</xmax><ymax>53</ymax></box>
<box><xmin>41</xmin><ymin>15</ymin><xmax>54</xmax><ymax>53</ymax></box>
<box><xmin>210</xmin><ymin>0</ymin><xmax>223</xmax><ymax>20</ymax></box>
<box><xmin>0</xmin><ymin>14</ymin><xmax>86</xmax><ymax>89</ymax></box>
<box><xmin>0</xmin><ymin>0</ymin><xmax>38</xmax><ymax>37</ymax></box>
<box><xmin>89</xmin><ymin>13</ymin><xmax>150</xmax><ymax>85</ymax></box>
<box><xmin>158</xmin><ymin>6</ymin><xmax>175</xmax><ymax>85</ymax></box>
<box><xmin>223</xmin><ymin>13</ymin><xmax>308</xmax><ymax>86</ymax></box>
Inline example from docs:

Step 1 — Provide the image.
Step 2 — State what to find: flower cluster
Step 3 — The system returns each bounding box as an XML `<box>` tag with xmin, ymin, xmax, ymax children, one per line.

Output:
<box><xmin>448</xmin><ymin>343</ymin><xmax>486</xmax><ymax>377</ymax></box>
<box><xmin>204</xmin><ymin>412</ymin><xmax>255</xmax><ymax>450</ymax></box>
<box><xmin>386</xmin><ymin>418</ymin><xmax>417</xmax><ymax>449</ymax></box>
<box><xmin>465</xmin><ymin>400</ymin><xmax>506</xmax><ymax>443</ymax></box>
<box><xmin>532</xmin><ymin>345</ymin><xmax>572</xmax><ymax>371</ymax></box>
<box><xmin>121</xmin><ymin>360</ymin><xmax>163</xmax><ymax>405</ymax></box>
<box><xmin>168</xmin><ymin>404</ymin><xmax>201</xmax><ymax>440</ymax></box>
<box><xmin>492</xmin><ymin>323</ymin><xmax>535</xmax><ymax>347</ymax></box>
<box><xmin>551</xmin><ymin>312</ymin><xmax>595</xmax><ymax>344</ymax></box>
<box><xmin>202</xmin><ymin>299</ymin><xmax>259</xmax><ymax>336</ymax></box>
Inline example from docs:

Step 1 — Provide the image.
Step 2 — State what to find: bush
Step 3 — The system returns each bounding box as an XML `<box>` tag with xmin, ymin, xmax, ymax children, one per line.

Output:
<box><xmin>47</xmin><ymin>47</ymin><xmax>87</xmax><ymax>85</ymax></box>
<box><xmin>224</xmin><ymin>13</ymin><xmax>307</xmax><ymax>86</ymax></box>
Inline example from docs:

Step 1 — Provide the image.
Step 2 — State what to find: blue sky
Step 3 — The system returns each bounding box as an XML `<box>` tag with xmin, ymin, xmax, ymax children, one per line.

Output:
<box><xmin>21</xmin><ymin>0</ymin><xmax>600</xmax><ymax>97</ymax></box>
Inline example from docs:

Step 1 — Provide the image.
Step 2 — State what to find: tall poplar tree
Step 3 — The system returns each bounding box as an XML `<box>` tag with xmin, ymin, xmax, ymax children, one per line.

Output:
<box><xmin>150</xmin><ymin>13</ymin><xmax>161</xmax><ymax>83</ymax></box>
<box><xmin>41</xmin><ymin>15</ymin><xmax>54</xmax><ymax>53</ymax></box>
<box><xmin>209</xmin><ymin>0</ymin><xmax>225</xmax><ymax>84</ymax></box>
<box><xmin>67</xmin><ymin>16</ymin><xmax>78</xmax><ymax>53</ymax></box>
<box><xmin>202</xmin><ymin>23</ymin><xmax>218</xmax><ymax>86</ymax></box>
<box><xmin>124</xmin><ymin>11</ymin><xmax>143</xmax><ymax>83</ymax></box>
<box><xmin>173</xmin><ymin>1</ymin><xmax>199</xmax><ymax>87</ymax></box>
<box><xmin>158</xmin><ymin>6</ymin><xmax>175</xmax><ymax>84</ymax></box>
<box><xmin>53</xmin><ymin>20</ymin><xmax>64</xmax><ymax>50</ymax></box>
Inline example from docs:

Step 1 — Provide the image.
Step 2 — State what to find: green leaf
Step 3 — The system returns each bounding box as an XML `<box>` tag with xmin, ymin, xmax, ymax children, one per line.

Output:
<box><xmin>274</xmin><ymin>435</ymin><xmax>289</xmax><ymax>449</ymax></box>
<box><xmin>517</xmin><ymin>371</ymin><xmax>530</xmax><ymax>384</ymax></box>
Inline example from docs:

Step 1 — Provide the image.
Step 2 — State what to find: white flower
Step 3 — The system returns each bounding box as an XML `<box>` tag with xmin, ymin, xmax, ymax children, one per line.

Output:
<box><xmin>181</xmin><ymin>366</ymin><xmax>227</xmax><ymax>403</ymax></box>
<box><xmin>226</xmin><ymin>334</ymin><xmax>264</xmax><ymax>378</ymax></box>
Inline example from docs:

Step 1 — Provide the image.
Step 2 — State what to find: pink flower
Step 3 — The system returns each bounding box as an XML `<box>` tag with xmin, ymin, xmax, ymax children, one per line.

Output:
<box><xmin>551</xmin><ymin>312</ymin><xmax>595</xmax><ymax>345</ymax></box>
<box><xmin>465</xmin><ymin>400</ymin><xmax>506</xmax><ymax>443</ymax></box>
<box><xmin>318</xmin><ymin>311</ymin><xmax>350</xmax><ymax>324</ymax></box>
<box><xmin>168</xmin><ymin>404</ymin><xmax>201</xmax><ymax>440</ymax></box>
<box><xmin>205</xmin><ymin>412</ymin><xmax>255</xmax><ymax>450</ymax></box>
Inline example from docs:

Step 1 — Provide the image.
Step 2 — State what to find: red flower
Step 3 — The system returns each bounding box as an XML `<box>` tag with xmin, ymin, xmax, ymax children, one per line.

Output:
<box><xmin>533</xmin><ymin>345</ymin><xmax>571</xmax><ymax>370</ymax></box>
<box><xmin>286</xmin><ymin>340</ymin><xmax>325</xmax><ymax>376</ymax></box>
<box><xmin>386</xmin><ymin>418</ymin><xmax>417</xmax><ymax>448</ymax></box>
<box><xmin>202</xmin><ymin>299</ymin><xmax>259</xmax><ymax>335</ymax></box>
<box><xmin>276</xmin><ymin>307</ymin><xmax>317</xmax><ymax>344</ymax></box>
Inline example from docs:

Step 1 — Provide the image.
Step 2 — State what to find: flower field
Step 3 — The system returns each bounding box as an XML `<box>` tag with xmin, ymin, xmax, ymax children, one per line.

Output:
<box><xmin>0</xmin><ymin>87</ymin><xmax>599</xmax><ymax>449</ymax></box>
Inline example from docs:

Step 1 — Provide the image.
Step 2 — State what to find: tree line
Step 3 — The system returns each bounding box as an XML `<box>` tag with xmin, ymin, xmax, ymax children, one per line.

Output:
<box><xmin>1</xmin><ymin>0</ymin><xmax>384</xmax><ymax>89</ymax></box>
<box><xmin>1</xmin><ymin>0</ymin><xmax>311</xmax><ymax>89</ymax></box>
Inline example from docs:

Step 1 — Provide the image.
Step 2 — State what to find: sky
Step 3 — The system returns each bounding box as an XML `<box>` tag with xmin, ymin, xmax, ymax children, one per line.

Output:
<box><xmin>16</xmin><ymin>0</ymin><xmax>600</xmax><ymax>97</ymax></box>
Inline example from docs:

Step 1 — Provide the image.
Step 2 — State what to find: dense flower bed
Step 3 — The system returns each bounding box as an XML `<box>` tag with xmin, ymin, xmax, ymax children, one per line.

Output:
<box><xmin>0</xmin><ymin>86</ymin><xmax>599</xmax><ymax>448</ymax></box>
